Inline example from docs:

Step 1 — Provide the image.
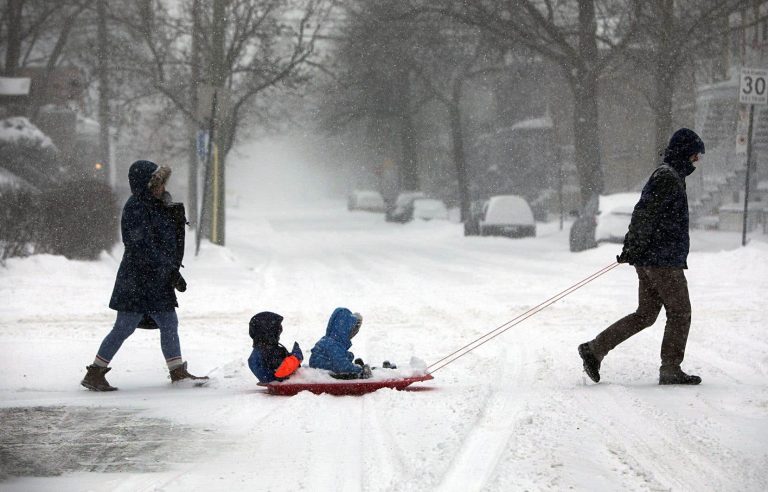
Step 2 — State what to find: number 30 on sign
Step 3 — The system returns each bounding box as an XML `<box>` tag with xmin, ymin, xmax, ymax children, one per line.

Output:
<box><xmin>740</xmin><ymin>67</ymin><xmax>768</xmax><ymax>105</ymax></box>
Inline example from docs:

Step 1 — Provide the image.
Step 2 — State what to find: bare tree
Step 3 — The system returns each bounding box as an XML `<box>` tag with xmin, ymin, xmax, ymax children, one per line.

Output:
<box><xmin>629</xmin><ymin>0</ymin><xmax>748</xmax><ymax>161</ymax></box>
<box><xmin>119</xmin><ymin>0</ymin><xmax>330</xmax><ymax>165</ymax></box>
<box><xmin>409</xmin><ymin>23</ymin><xmax>504</xmax><ymax>221</ymax></box>
<box><xmin>424</xmin><ymin>0</ymin><xmax>640</xmax><ymax>207</ymax></box>
<box><xmin>319</xmin><ymin>0</ymin><xmax>434</xmax><ymax>193</ymax></box>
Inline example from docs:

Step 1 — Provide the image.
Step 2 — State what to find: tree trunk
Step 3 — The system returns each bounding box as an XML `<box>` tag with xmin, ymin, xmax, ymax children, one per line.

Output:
<box><xmin>399</xmin><ymin>109</ymin><xmax>419</xmax><ymax>191</ymax></box>
<box><xmin>397</xmin><ymin>72</ymin><xmax>419</xmax><ymax>191</ymax></box>
<box><xmin>4</xmin><ymin>0</ymin><xmax>24</xmax><ymax>76</ymax></box>
<box><xmin>572</xmin><ymin>73</ymin><xmax>603</xmax><ymax>206</ymax></box>
<box><xmin>96</xmin><ymin>0</ymin><xmax>111</xmax><ymax>182</ymax></box>
<box><xmin>205</xmin><ymin>0</ymin><xmax>227</xmax><ymax>245</ymax></box>
<box><xmin>449</xmin><ymin>85</ymin><xmax>469</xmax><ymax>221</ymax></box>
<box><xmin>653</xmin><ymin>0</ymin><xmax>676</xmax><ymax>162</ymax></box>
<box><xmin>572</xmin><ymin>0</ymin><xmax>603</xmax><ymax>207</ymax></box>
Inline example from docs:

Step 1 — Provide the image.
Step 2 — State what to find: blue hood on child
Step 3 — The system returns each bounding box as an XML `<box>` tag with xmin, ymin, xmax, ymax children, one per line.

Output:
<box><xmin>308</xmin><ymin>307</ymin><xmax>362</xmax><ymax>375</ymax></box>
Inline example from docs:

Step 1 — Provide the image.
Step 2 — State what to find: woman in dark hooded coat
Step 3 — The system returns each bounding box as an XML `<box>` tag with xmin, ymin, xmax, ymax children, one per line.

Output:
<box><xmin>81</xmin><ymin>160</ymin><xmax>207</xmax><ymax>391</ymax></box>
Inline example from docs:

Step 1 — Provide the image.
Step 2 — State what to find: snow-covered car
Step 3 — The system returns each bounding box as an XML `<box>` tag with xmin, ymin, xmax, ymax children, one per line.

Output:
<box><xmin>412</xmin><ymin>198</ymin><xmax>449</xmax><ymax>221</ymax></box>
<box><xmin>479</xmin><ymin>195</ymin><xmax>536</xmax><ymax>238</ymax></box>
<box><xmin>347</xmin><ymin>190</ymin><xmax>386</xmax><ymax>212</ymax></box>
<box><xmin>569</xmin><ymin>193</ymin><xmax>640</xmax><ymax>252</ymax></box>
<box><xmin>385</xmin><ymin>191</ymin><xmax>426</xmax><ymax>222</ymax></box>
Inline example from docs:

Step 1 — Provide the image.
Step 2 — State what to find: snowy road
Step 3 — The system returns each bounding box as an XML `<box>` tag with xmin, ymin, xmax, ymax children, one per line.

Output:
<box><xmin>1</xmin><ymin>154</ymin><xmax>768</xmax><ymax>491</ymax></box>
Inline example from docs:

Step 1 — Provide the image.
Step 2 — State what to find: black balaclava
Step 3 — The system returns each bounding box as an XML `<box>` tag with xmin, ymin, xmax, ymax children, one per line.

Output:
<box><xmin>249</xmin><ymin>311</ymin><xmax>289</xmax><ymax>371</ymax></box>
<box><xmin>663</xmin><ymin>128</ymin><xmax>705</xmax><ymax>177</ymax></box>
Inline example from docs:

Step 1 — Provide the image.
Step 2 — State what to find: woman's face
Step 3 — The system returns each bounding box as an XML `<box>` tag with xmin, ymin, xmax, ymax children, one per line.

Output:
<box><xmin>151</xmin><ymin>182</ymin><xmax>165</xmax><ymax>199</ymax></box>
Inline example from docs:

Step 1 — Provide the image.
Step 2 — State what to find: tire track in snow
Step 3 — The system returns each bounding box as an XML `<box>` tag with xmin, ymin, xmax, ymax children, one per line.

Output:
<box><xmin>435</xmin><ymin>344</ymin><xmax>530</xmax><ymax>491</ymax></box>
<box><xmin>570</xmin><ymin>383</ymin><xmax>759</xmax><ymax>490</ymax></box>
<box><xmin>360</xmin><ymin>394</ymin><xmax>408</xmax><ymax>491</ymax></box>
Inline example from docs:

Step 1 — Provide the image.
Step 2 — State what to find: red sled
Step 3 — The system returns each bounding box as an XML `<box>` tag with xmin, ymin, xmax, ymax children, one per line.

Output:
<box><xmin>259</xmin><ymin>374</ymin><xmax>434</xmax><ymax>396</ymax></box>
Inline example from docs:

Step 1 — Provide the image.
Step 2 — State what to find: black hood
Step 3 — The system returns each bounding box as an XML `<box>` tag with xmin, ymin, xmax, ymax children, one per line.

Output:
<box><xmin>128</xmin><ymin>160</ymin><xmax>159</xmax><ymax>198</ymax></box>
<box><xmin>249</xmin><ymin>311</ymin><xmax>284</xmax><ymax>347</ymax></box>
<box><xmin>663</xmin><ymin>128</ymin><xmax>704</xmax><ymax>177</ymax></box>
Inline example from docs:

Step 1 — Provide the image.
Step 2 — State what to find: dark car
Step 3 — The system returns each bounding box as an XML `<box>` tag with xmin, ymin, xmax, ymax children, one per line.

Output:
<box><xmin>385</xmin><ymin>191</ymin><xmax>425</xmax><ymax>223</ymax></box>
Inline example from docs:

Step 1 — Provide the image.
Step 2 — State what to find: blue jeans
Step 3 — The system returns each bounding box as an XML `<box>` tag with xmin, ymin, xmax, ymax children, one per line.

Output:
<box><xmin>96</xmin><ymin>311</ymin><xmax>181</xmax><ymax>364</ymax></box>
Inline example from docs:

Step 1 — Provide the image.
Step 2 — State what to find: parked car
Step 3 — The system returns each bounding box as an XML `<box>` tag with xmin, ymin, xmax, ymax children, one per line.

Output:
<box><xmin>385</xmin><ymin>191</ymin><xmax>426</xmax><ymax>222</ymax></box>
<box><xmin>569</xmin><ymin>193</ymin><xmax>640</xmax><ymax>252</ymax></box>
<box><xmin>479</xmin><ymin>195</ymin><xmax>536</xmax><ymax>238</ymax></box>
<box><xmin>464</xmin><ymin>199</ymin><xmax>488</xmax><ymax>236</ymax></box>
<box><xmin>347</xmin><ymin>190</ymin><xmax>386</xmax><ymax>212</ymax></box>
<box><xmin>412</xmin><ymin>198</ymin><xmax>449</xmax><ymax>220</ymax></box>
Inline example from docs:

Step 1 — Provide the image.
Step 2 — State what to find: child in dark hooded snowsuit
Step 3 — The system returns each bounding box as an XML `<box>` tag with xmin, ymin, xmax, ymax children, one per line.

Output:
<box><xmin>248</xmin><ymin>312</ymin><xmax>304</xmax><ymax>383</ymax></box>
<box><xmin>309</xmin><ymin>307</ymin><xmax>371</xmax><ymax>379</ymax></box>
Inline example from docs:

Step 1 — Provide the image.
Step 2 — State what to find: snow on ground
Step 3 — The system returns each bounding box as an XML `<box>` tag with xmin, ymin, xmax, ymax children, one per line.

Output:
<box><xmin>1</xmin><ymin>142</ymin><xmax>768</xmax><ymax>491</ymax></box>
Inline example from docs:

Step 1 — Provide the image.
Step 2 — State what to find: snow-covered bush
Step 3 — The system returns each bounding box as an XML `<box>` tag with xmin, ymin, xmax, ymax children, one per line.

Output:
<box><xmin>0</xmin><ymin>186</ymin><xmax>42</xmax><ymax>263</ymax></box>
<box><xmin>0</xmin><ymin>118</ymin><xmax>119</xmax><ymax>262</ymax></box>
<box><xmin>37</xmin><ymin>178</ymin><xmax>119</xmax><ymax>260</ymax></box>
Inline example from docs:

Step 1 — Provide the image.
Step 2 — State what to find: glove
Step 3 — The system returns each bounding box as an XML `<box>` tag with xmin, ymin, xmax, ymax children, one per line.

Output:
<box><xmin>616</xmin><ymin>250</ymin><xmax>634</xmax><ymax>265</ymax></box>
<box><xmin>171</xmin><ymin>270</ymin><xmax>187</xmax><ymax>292</ymax></box>
<box><xmin>354</xmin><ymin>358</ymin><xmax>365</xmax><ymax>368</ymax></box>
<box><xmin>291</xmin><ymin>342</ymin><xmax>304</xmax><ymax>362</ymax></box>
<box><xmin>360</xmin><ymin>364</ymin><xmax>372</xmax><ymax>379</ymax></box>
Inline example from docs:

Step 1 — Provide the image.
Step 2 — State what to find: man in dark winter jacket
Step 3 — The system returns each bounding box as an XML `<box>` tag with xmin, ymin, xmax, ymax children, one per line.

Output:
<box><xmin>579</xmin><ymin>128</ymin><xmax>705</xmax><ymax>386</ymax></box>
<box><xmin>81</xmin><ymin>160</ymin><xmax>207</xmax><ymax>391</ymax></box>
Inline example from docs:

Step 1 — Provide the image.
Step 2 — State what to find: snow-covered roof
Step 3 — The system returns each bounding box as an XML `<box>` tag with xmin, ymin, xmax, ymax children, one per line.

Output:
<box><xmin>76</xmin><ymin>114</ymin><xmax>100</xmax><ymax>136</ymax></box>
<box><xmin>0</xmin><ymin>117</ymin><xmax>55</xmax><ymax>149</ymax></box>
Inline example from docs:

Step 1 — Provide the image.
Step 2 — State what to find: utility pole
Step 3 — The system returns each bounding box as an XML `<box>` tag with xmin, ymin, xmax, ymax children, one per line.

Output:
<box><xmin>207</xmin><ymin>0</ymin><xmax>226</xmax><ymax>245</ymax></box>
<box><xmin>97</xmin><ymin>0</ymin><xmax>111</xmax><ymax>184</ymax></box>
<box><xmin>187</xmin><ymin>0</ymin><xmax>201</xmax><ymax>228</ymax></box>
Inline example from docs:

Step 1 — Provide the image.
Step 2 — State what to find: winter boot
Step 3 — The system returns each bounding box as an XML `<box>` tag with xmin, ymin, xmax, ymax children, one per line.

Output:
<box><xmin>169</xmin><ymin>362</ymin><xmax>209</xmax><ymax>383</ymax></box>
<box><xmin>81</xmin><ymin>365</ymin><xmax>118</xmax><ymax>391</ymax></box>
<box><xmin>578</xmin><ymin>343</ymin><xmax>601</xmax><ymax>383</ymax></box>
<box><xmin>659</xmin><ymin>367</ymin><xmax>701</xmax><ymax>385</ymax></box>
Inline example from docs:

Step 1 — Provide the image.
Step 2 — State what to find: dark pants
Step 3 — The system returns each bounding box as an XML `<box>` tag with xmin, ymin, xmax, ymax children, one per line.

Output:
<box><xmin>590</xmin><ymin>267</ymin><xmax>691</xmax><ymax>369</ymax></box>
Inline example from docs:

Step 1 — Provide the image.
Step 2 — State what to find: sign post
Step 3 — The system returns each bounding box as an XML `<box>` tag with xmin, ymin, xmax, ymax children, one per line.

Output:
<box><xmin>738</xmin><ymin>67</ymin><xmax>768</xmax><ymax>246</ymax></box>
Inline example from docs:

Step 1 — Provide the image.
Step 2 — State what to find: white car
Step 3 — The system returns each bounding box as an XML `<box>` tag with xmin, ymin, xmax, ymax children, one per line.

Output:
<box><xmin>479</xmin><ymin>195</ymin><xmax>536</xmax><ymax>238</ymax></box>
<box><xmin>347</xmin><ymin>190</ymin><xmax>386</xmax><ymax>212</ymax></box>
<box><xmin>594</xmin><ymin>193</ymin><xmax>640</xmax><ymax>243</ymax></box>
<box><xmin>412</xmin><ymin>198</ymin><xmax>449</xmax><ymax>220</ymax></box>
<box><xmin>569</xmin><ymin>192</ymin><xmax>640</xmax><ymax>251</ymax></box>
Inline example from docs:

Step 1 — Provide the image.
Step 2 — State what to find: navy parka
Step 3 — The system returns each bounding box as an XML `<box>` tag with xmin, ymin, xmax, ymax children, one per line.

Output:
<box><xmin>621</xmin><ymin>128</ymin><xmax>704</xmax><ymax>268</ymax></box>
<box><xmin>109</xmin><ymin>160</ymin><xmax>180</xmax><ymax>313</ymax></box>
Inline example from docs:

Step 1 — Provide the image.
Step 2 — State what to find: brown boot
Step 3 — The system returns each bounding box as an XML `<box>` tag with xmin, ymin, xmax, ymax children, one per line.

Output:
<box><xmin>81</xmin><ymin>365</ymin><xmax>118</xmax><ymax>391</ymax></box>
<box><xmin>169</xmin><ymin>362</ymin><xmax>209</xmax><ymax>383</ymax></box>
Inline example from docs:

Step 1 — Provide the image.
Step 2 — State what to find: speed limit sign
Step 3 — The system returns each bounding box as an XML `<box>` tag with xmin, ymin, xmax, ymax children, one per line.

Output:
<box><xmin>739</xmin><ymin>67</ymin><xmax>768</xmax><ymax>105</ymax></box>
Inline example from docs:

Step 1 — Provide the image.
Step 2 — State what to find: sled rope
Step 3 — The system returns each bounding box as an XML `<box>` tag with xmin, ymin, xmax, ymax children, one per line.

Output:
<box><xmin>427</xmin><ymin>262</ymin><xmax>620</xmax><ymax>374</ymax></box>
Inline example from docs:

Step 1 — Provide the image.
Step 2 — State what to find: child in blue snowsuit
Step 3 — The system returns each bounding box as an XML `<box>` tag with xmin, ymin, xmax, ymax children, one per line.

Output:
<box><xmin>248</xmin><ymin>311</ymin><xmax>303</xmax><ymax>383</ymax></box>
<box><xmin>309</xmin><ymin>307</ymin><xmax>371</xmax><ymax>379</ymax></box>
